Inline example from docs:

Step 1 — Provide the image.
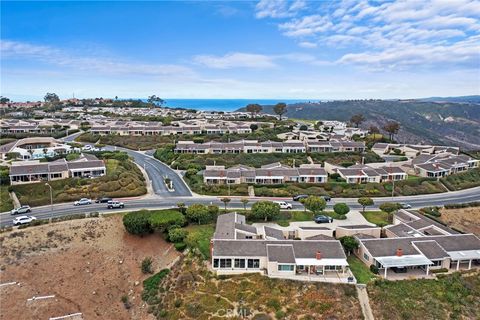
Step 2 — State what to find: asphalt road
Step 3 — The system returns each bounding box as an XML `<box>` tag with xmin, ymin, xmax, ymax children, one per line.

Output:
<box><xmin>2</xmin><ymin>186</ymin><xmax>480</xmax><ymax>227</ymax></box>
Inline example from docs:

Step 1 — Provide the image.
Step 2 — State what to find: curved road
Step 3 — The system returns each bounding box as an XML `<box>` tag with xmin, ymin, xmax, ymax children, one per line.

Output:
<box><xmin>3</xmin><ymin>142</ymin><xmax>480</xmax><ymax>227</ymax></box>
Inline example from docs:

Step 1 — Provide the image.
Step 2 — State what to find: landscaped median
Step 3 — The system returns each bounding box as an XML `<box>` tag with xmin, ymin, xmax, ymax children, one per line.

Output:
<box><xmin>9</xmin><ymin>151</ymin><xmax>146</xmax><ymax>207</ymax></box>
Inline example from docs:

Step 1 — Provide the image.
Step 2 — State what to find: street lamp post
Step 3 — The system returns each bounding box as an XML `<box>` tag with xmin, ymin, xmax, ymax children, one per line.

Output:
<box><xmin>45</xmin><ymin>183</ymin><xmax>53</xmax><ymax>220</ymax></box>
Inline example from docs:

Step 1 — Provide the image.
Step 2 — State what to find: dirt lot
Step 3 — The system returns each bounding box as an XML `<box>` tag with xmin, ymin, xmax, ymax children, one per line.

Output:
<box><xmin>440</xmin><ymin>206</ymin><xmax>480</xmax><ymax>235</ymax></box>
<box><xmin>0</xmin><ymin>215</ymin><xmax>179</xmax><ymax>320</ymax></box>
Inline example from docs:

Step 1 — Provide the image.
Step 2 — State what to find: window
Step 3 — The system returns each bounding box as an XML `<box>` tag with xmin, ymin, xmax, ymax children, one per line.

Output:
<box><xmin>363</xmin><ymin>253</ymin><xmax>369</xmax><ymax>261</ymax></box>
<box><xmin>431</xmin><ymin>260</ymin><xmax>442</xmax><ymax>267</ymax></box>
<box><xmin>234</xmin><ymin>259</ymin><xmax>245</xmax><ymax>268</ymax></box>
<box><xmin>214</xmin><ymin>259</ymin><xmax>232</xmax><ymax>269</ymax></box>
<box><xmin>325</xmin><ymin>265</ymin><xmax>342</xmax><ymax>271</ymax></box>
<box><xmin>247</xmin><ymin>259</ymin><xmax>260</xmax><ymax>269</ymax></box>
<box><xmin>278</xmin><ymin>265</ymin><xmax>294</xmax><ymax>271</ymax></box>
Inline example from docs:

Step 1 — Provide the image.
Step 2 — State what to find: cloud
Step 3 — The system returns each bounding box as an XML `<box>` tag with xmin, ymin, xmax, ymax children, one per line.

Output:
<box><xmin>255</xmin><ymin>0</ymin><xmax>306</xmax><ymax>19</ymax></box>
<box><xmin>259</xmin><ymin>0</ymin><xmax>480</xmax><ymax>70</ymax></box>
<box><xmin>1</xmin><ymin>40</ymin><xmax>194</xmax><ymax>77</ymax></box>
<box><xmin>193</xmin><ymin>52</ymin><xmax>277</xmax><ymax>69</ymax></box>
<box><xmin>298</xmin><ymin>41</ymin><xmax>317</xmax><ymax>48</ymax></box>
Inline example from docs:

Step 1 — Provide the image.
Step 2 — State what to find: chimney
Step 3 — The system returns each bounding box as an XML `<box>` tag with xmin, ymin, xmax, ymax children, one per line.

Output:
<box><xmin>316</xmin><ymin>251</ymin><xmax>322</xmax><ymax>260</ymax></box>
<box><xmin>396</xmin><ymin>248</ymin><xmax>403</xmax><ymax>257</ymax></box>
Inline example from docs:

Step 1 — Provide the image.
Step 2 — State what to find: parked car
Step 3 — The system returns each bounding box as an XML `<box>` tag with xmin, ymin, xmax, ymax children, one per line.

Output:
<box><xmin>95</xmin><ymin>197</ymin><xmax>112</xmax><ymax>203</ymax></box>
<box><xmin>82</xmin><ymin>145</ymin><xmax>92</xmax><ymax>151</ymax></box>
<box><xmin>74</xmin><ymin>198</ymin><xmax>92</xmax><ymax>206</ymax></box>
<box><xmin>400</xmin><ymin>203</ymin><xmax>412</xmax><ymax>209</ymax></box>
<box><xmin>13</xmin><ymin>215</ymin><xmax>37</xmax><ymax>226</ymax></box>
<box><xmin>314</xmin><ymin>215</ymin><xmax>333</xmax><ymax>224</ymax></box>
<box><xmin>392</xmin><ymin>266</ymin><xmax>408</xmax><ymax>273</ymax></box>
<box><xmin>293</xmin><ymin>194</ymin><xmax>309</xmax><ymax>201</ymax></box>
<box><xmin>274</xmin><ymin>201</ymin><xmax>293</xmax><ymax>209</ymax></box>
<box><xmin>107</xmin><ymin>201</ymin><xmax>125</xmax><ymax>209</ymax></box>
<box><xmin>321</xmin><ymin>195</ymin><xmax>331</xmax><ymax>202</ymax></box>
<box><xmin>10</xmin><ymin>205</ymin><xmax>31</xmax><ymax>215</ymax></box>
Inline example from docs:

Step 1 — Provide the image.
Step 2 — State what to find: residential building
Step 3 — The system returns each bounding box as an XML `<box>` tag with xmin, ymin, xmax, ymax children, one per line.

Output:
<box><xmin>203</xmin><ymin>162</ymin><xmax>327</xmax><ymax>185</ymax></box>
<box><xmin>324</xmin><ymin>162</ymin><xmax>408</xmax><ymax>184</ymax></box>
<box><xmin>412</xmin><ymin>154</ymin><xmax>479</xmax><ymax>178</ymax></box>
<box><xmin>354</xmin><ymin>209</ymin><xmax>480</xmax><ymax>279</ymax></box>
<box><xmin>9</xmin><ymin>154</ymin><xmax>106</xmax><ymax>185</ymax></box>
<box><xmin>372</xmin><ymin>143</ymin><xmax>460</xmax><ymax>158</ymax></box>
<box><xmin>211</xmin><ymin>213</ymin><xmax>353</xmax><ymax>283</ymax></box>
<box><xmin>0</xmin><ymin>137</ymin><xmax>79</xmax><ymax>160</ymax></box>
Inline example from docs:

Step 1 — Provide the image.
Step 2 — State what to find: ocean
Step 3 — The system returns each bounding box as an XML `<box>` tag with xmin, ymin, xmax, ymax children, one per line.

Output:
<box><xmin>160</xmin><ymin>99</ymin><xmax>316</xmax><ymax>112</ymax></box>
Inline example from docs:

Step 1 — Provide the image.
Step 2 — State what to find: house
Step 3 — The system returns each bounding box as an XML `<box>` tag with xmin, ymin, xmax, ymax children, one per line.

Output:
<box><xmin>0</xmin><ymin>137</ymin><xmax>78</xmax><ymax>160</ymax></box>
<box><xmin>372</xmin><ymin>143</ymin><xmax>460</xmax><ymax>158</ymax></box>
<box><xmin>412</xmin><ymin>154</ymin><xmax>479</xmax><ymax>178</ymax></box>
<box><xmin>9</xmin><ymin>154</ymin><xmax>106</xmax><ymax>185</ymax></box>
<box><xmin>354</xmin><ymin>209</ymin><xmax>480</xmax><ymax>278</ymax></box>
<box><xmin>211</xmin><ymin>213</ymin><xmax>353</xmax><ymax>283</ymax></box>
<box><xmin>324</xmin><ymin>162</ymin><xmax>407</xmax><ymax>184</ymax></box>
<box><xmin>203</xmin><ymin>162</ymin><xmax>327</xmax><ymax>185</ymax></box>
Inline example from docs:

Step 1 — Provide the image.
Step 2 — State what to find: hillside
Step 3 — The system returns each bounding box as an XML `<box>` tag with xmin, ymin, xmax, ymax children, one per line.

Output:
<box><xmin>240</xmin><ymin>100</ymin><xmax>480</xmax><ymax>150</ymax></box>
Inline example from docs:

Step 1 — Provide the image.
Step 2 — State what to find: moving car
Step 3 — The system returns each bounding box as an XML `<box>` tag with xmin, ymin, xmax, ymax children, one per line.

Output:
<box><xmin>314</xmin><ymin>215</ymin><xmax>333</xmax><ymax>224</ymax></box>
<box><xmin>107</xmin><ymin>201</ymin><xmax>125</xmax><ymax>209</ymax></box>
<box><xmin>74</xmin><ymin>198</ymin><xmax>92</xmax><ymax>206</ymax></box>
<box><xmin>10</xmin><ymin>205</ymin><xmax>31</xmax><ymax>215</ymax></box>
<box><xmin>95</xmin><ymin>197</ymin><xmax>112</xmax><ymax>203</ymax></box>
<box><xmin>13</xmin><ymin>215</ymin><xmax>37</xmax><ymax>226</ymax></box>
<box><xmin>293</xmin><ymin>194</ymin><xmax>309</xmax><ymax>201</ymax></box>
<box><xmin>400</xmin><ymin>203</ymin><xmax>412</xmax><ymax>209</ymax></box>
<box><xmin>321</xmin><ymin>195</ymin><xmax>331</xmax><ymax>202</ymax></box>
<box><xmin>274</xmin><ymin>201</ymin><xmax>293</xmax><ymax>209</ymax></box>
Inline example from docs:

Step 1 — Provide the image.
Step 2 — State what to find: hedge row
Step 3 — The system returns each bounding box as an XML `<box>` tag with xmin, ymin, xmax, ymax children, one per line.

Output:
<box><xmin>444</xmin><ymin>202</ymin><xmax>480</xmax><ymax>209</ymax></box>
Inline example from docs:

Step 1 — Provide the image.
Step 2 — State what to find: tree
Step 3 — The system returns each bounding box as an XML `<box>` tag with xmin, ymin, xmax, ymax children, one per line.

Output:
<box><xmin>379</xmin><ymin>202</ymin><xmax>401</xmax><ymax>213</ymax></box>
<box><xmin>339</xmin><ymin>236</ymin><xmax>359</xmax><ymax>255</ymax></box>
<box><xmin>368</xmin><ymin>126</ymin><xmax>380</xmax><ymax>134</ymax></box>
<box><xmin>350</xmin><ymin>114</ymin><xmax>365</xmax><ymax>128</ymax></box>
<box><xmin>123</xmin><ymin>211</ymin><xmax>153</xmax><ymax>236</ymax></box>
<box><xmin>186</xmin><ymin>204</ymin><xmax>211</xmax><ymax>224</ymax></box>
<box><xmin>273</xmin><ymin>102</ymin><xmax>287</xmax><ymax>120</ymax></box>
<box><xmin>383</xmin><ymin>121</ymin><xmax>400</xmax><ymax>141</ymax></box>
<box><xmin>220</xmin><ymin>197</ymin><xmax>231</xmax><ymax>211</ymax></box>
<box><xmin>207</xmin><ymin>204</ymin><xmax>219</xmax><ymax>217</ymax></box>
<box><xmin>44</xmin><ymin>92</ymin><xmax>60</xmax><ymax>104</ymax></box>
<box><xmin>299</xmin><ymin>124</ymin><xmax>308</xmax><ymax>131</ymax></box>
<box><xmin>303</xmin><ymin>196</ymin><xmax>327</xmax><ymax>214</ymax></box>
<box><xmin>246</xmin><ymin>104</ymin><xmax>262</xmax><ymax>118</ymax></box>
<box><xmin>241</xmin><ymin>198</ymin><xmax>249</xmax><ymax>211</ymax></box>
<box><xmin>358</xmin><ymin>197</ymin><xmax>374</xmax><ymax>213</ymax></box>
<box><xmin>250</xmin><ymin>123</ymin><xmax>258</xmax><ymax>131</ymax></box>
<box><xmin>168</xmin><ymin>227</ymin><xmax>188</xmax><ymax>243</ymax></box>
<box><xmin>251</xmin><ymin>201</ymin><xmax>280</xmax><ymax>221</ymax></box>
<box><xmin>147</xmin><ymin>95</ymin><xmax>165</xmax><ymax>108</ymax></box>
<box><xmin>333</xmin><ymin>203</ymin><xmax>350</xmax><ymax>216</ymax></box>
<box><xmin>0</xmin><ymin>96</ymin><xmax>10</xmax><ymax>104</ymax></box>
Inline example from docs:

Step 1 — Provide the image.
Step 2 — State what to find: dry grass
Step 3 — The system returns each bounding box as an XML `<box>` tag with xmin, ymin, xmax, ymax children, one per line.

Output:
<box><xmin>440</xmin><ymin>206</ymin><xmax>480</xmax><ymax>235</ymax></box>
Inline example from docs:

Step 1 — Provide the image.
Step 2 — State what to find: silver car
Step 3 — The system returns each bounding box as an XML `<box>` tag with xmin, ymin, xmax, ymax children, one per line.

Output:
<box><xmin>74</xmin><ymin>198</ymin><xmax>92</xmax><ymax>206</ymax></box>
<box><xmin>13</xmin><ymin>215</ymin><xmax>37</xmax><ymax>226</ymax></box>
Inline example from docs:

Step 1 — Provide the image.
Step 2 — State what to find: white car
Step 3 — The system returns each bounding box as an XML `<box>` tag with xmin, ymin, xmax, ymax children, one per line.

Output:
<box><xmin>107</xmin><ymin>201</ymin><xmax>125</xmax><ymax>209</ymax></box>
<box><xmin>13</xmin><ymin>215</ymin><xmax>37</xmax><ymax>226</ymax></box>
<box><xmin>82</xmin><ymin>145</ymin><xmax>92</xmax><ymax>151</ymax></box>
<box><xmin>74</xmin><ymin>198</ymin><xmax>92</xmax><ymax>206</ymax></box>
<box><xmin>11</xmin><ymin>205</ymin><xmax>31</xmax><ymax>215</ymax></box>
<box><xmin>274</xmin><ymin>201</ymin><xmax>293</xmax><ymax>209</ymax></box>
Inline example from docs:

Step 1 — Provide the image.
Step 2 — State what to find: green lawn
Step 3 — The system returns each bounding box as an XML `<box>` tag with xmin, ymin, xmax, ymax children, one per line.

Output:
<box><xmin>184</xmin><ymin>224</ymin><xmax>215</xmax><ymax>259</ymax></box>
<box><xmin>361</xmin><ymin>211</ymin><xmax>390</xmax><ymax>227</ymax></box>
<box><xmin>347</xmin><ymin>256</ymin><xmax>376</xmax><ymax>284</ymax></box>
<box><xmin>0</xmin><ymin>185</ymin><xmax>14</xmax><ymax>212</ymax></box>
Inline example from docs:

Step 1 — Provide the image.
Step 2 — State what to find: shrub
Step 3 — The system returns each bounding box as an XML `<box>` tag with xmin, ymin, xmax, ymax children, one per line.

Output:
<box><xmin>141</xmin><ymin>257</ymin><xmax>153</xmax><ymax>274</ymax></box>
<box><xmin>121</xmin><ymin>295</ymin><xmax>131</xmax><ymax>310</ymax></box>
<box><xmin>207</xmin><ymin>204</ymin><xmax>219</xmax><ymax>217</ymax></box>
<box><xmin>123</xmin><ymin>211</ymin><xmax>153</xmax><ymax>236</ymax></box>
<box><xmin>174</xmin><ymin>242</ymin><xmax>187</xmax><ymax>251</ymax></box>
<box><xmin>142</xmin><ymin>269</ymin><xmax>170</xmax><ymax>303</ymax></box>
<box><xmin>379</xmin><ymin>202</ymin><xmax>401</xmax><ymax>213</ymax></box>
<box><xmin>303</xmin><ymin>196</ymin><xmax>327</xmax><ymax>214</ymax></box>
<box><xmin>420</xmin><ymin>206</ymin><xmax>442</xmax><ymax>217</ymax></box>
<box><xmin>148</xmin><ymin>210</ymin><xmax>186</xmax><ymax>231</ymax></box>
<box><xmin>444</xmin><ymin>202</ymin><xmax>480</xmax><ymax>209</ymax></box>
<box><xmin>186</xmin><ymin>204</ymin><xmax>212</xmax><ymax>224</ymax></box>
<box><xmin>431</xmin><ymin>268</ymin><xmax>449</xmax><ymax>274</ymax></box>
<box><xmin>168</xmin><ymin>228</ymin><xmax>188</xmax><ymax>243</ymax></box>
<box><xmin>370</xmin><ymin>265</ymin><xmax>379</xmax><ymax>274</ymax></box>
<box><xmin>333</xmin><ymin>203</ymin><xmax>350</xmax><ymax>215</ymax></box>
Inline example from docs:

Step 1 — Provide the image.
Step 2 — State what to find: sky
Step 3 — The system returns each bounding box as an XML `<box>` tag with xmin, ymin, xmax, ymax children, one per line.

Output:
<box><xmin>1</xmin><ymin>0</ymin><xmax>479</xmax><ymax>101</ymax></box>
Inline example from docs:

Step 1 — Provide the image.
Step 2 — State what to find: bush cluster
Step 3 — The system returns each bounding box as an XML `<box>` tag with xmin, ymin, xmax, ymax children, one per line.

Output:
<box><xmin>444</xmin><ymin>202</ymin><xmax>480</xmax><ymax>209</ymax></box>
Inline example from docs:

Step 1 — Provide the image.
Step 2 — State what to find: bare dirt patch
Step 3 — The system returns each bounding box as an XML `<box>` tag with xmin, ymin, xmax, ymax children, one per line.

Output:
<box><xmin>0</xmin><ymin>215</ymin><xmax>179</xmax><ymax>320</ymax></box>
<box><xmin>440</xmin><ymin>207</ymin><xmax>480</xmax><ymax>235</ymax></box>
